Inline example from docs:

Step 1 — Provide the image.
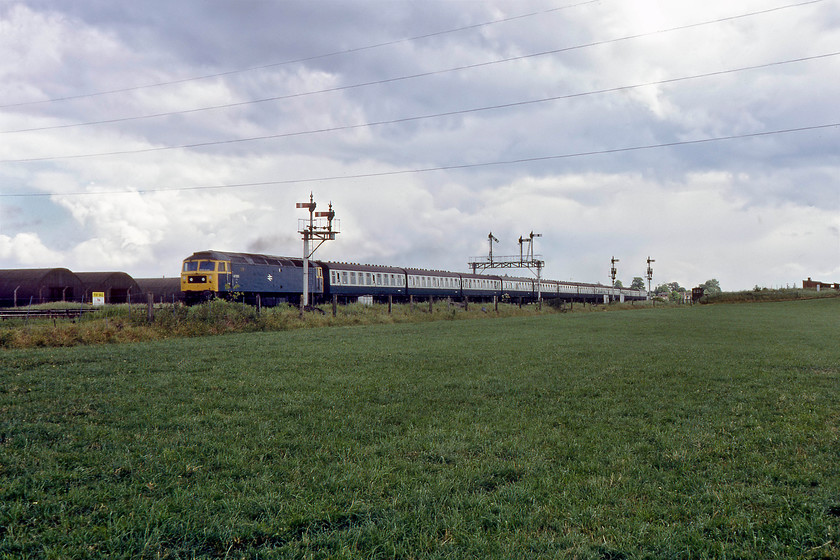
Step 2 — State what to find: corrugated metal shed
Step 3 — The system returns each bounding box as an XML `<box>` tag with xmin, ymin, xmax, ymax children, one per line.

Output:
<box><xmin>0</xmin><ymin>268</ymin><xmax>86</xmax><ymax>307</ymax></box>
<box><xmin>135</xmin><ymin>278</ymin><xmax>184</xmax><ymax>303</ymax></box>
<box><xmin>75</xmin><ymin>272</ymin><xmax>142</xmax><ymax>304</ymax></box>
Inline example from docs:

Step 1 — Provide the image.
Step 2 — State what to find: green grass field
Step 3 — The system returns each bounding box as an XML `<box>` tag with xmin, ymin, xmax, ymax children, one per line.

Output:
<box><xmin>1</xmin><ymin>299</ymin><xmax>838</xmax><ymax>559</ymax></box>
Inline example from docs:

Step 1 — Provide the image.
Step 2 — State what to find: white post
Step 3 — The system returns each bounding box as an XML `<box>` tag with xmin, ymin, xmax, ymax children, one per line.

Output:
<box><xmin>302</xmin><ymin>234</ymin><xmax>309</xmax><ymax>308</ymax></box>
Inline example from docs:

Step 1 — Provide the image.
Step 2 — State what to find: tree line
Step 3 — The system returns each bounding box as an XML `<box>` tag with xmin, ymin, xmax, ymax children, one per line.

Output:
<box><xmin>614</xmin><ymin>277</ymin><xmax>721</xmax><ymax>301</ymax></box>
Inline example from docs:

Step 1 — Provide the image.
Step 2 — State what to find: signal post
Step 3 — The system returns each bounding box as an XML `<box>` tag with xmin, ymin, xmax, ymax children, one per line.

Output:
<box><xmin>296</xmin><ymin>194</ymin><xmax>339</xmax><ymax>313</ymax></box>
<box><xmin>469</xmin><ymin>231</ymin><xmax>545</xmax><ymax>305</ymax></box>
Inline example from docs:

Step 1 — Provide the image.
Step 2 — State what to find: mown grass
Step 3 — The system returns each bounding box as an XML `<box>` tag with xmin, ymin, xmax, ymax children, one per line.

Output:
<box><xmin>1</xmin><ymin>299</ymin><xmax>838</xmax><ymax>558</ymax></box>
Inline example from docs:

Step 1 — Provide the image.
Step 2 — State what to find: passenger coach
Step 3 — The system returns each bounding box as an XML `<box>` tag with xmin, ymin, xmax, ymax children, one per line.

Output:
<box><xmin>321</xmin><ymin>262</ymin><xmax>406</xmax><ymax>302</ymax></box>
<box><xmin>404</xmin><ymin>267</ymin><xmax>461</xmax><ymax>300</ymax></box>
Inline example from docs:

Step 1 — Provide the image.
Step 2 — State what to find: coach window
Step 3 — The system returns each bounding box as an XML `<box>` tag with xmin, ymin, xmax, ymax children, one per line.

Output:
<box><xmin>350</xmin><ymin>272</ymin><xmax>356</xmax><ymax>285</ymax></box>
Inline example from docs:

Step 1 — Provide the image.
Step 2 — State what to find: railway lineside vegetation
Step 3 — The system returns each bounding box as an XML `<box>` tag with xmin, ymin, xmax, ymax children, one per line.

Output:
<box><xmin>0</xmin><ymin>299</ymin><xmax>627</xmax><ymax>349</ymax></box>
<box><xmin>0</xmin><ymin>298</ymin><xmax>837</xmax><ymax>558</ymax></box>
<box><xmin>0</xmin><ymin>288</ymin><xmax>838</xmax><ymax>348</ymax></box>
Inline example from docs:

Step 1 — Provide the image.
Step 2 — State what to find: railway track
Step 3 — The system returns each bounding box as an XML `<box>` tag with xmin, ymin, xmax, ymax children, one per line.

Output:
<box><xmin>0</xmin><ymin>308</ymin><xmax>97</xmax><ymax>320</ymax></box>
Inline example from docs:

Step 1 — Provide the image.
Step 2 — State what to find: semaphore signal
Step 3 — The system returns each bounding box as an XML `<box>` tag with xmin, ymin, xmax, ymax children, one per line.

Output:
<box><xmin>469</xmin><ymin>231</ymin><xmax>545</xmax><ymax>300</ymax></box>
<box><xmin>296</xmin><ymin>193</ymin><xmax>339</xmax><ymax>310</ymax></box>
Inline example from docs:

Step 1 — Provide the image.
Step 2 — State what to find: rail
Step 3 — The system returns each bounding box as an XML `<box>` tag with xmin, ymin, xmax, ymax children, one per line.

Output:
<box><xmin>0</xmin><ymin>308</ymin><xmax>98</xmax><ymax>320</ymax></box>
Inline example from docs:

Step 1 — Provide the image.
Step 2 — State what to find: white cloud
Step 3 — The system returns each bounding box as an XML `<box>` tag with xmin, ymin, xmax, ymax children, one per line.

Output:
<box><xmin>0</xmin><ymin>232</ymin><xmax>63</xmax><ymax>265</ymax></box>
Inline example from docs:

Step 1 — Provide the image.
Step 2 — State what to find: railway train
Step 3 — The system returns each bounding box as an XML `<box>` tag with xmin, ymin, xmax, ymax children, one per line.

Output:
<box><xmin>180</xmin><ymin>250</ymin><xmax>648</xmax><ymax>306</ymax></box>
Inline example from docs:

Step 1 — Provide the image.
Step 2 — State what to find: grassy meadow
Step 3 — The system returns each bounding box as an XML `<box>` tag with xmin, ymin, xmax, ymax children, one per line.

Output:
<box><xmin>1</xmin><ymin>298</ymin><xmax>838</xmax><ymax>558</ymax></box>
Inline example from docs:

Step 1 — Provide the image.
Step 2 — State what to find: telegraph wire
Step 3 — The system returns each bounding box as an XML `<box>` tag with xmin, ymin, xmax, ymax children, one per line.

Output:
<box><xmin>0</xmin><ymin>0</ymin><xmax>824</xmax><ymax>133</ymax></box>
<box><xmin>0</xmin><ymin>0</ymin><xmax>599</xmax><ymax>110</ymax></box>
<box><xmin>1</xmin><ymin>52</ymin><xmax>836</xmax><ymax>164</ymax></box>
<box><xmin>2</xmin><ymin>122</ymin><xmax>836</xmax><ymax>198</ymax></box>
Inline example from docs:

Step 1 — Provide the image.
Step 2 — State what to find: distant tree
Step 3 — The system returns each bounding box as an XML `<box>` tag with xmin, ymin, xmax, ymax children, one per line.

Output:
<box><xmin>614</xmin><ymin>279</ymin><xmax>624</xmax><ymax>288</ymax></box>
<box><xmin>630</xmin><ymin>277</ymin><xmax>645</xmax><ymax>290</ymax></box>
<box><xmin>700</xmin><ymin>279</ymin><xmax>722</xmax><ymax>294</ymax></box>
<box><xmin>654</xmin><ymin>283</ymin><xmax>671</xmax><ymax>295</ymax></box>
<box><xmin>667</xmin><ymin>281</ymin><xmax>683</xmax><ymax>293</ymax></box>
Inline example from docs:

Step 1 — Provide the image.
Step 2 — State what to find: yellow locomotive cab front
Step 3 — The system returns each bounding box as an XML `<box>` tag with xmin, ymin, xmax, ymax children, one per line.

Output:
<box><xmin>181</xmin><ymin>258</ymin><xmax>229</xmax><ymax>295</ymax></box>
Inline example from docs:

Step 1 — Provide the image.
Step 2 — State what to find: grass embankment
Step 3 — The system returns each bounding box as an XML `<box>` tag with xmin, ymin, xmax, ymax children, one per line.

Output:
<box><xmin>1</xmin><ymin>298</ymin><xmax>838</xmax><ymax>558</ymax></box>
<box><xmin>702</xmin><ymin>288</ymin><xmax>840</xmax><ymax>304</ymax></box>
<box><xmin>0</xmin><ymin>299</ymin><xmax>639</xmax><ymax>349</ymax></box>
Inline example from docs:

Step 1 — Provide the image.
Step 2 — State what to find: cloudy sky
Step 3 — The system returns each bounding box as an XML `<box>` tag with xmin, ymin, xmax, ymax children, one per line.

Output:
<box><xmin>1</xmin><ymin>0</ymin><xmax>838</xmax><ymax>290</ymax></box>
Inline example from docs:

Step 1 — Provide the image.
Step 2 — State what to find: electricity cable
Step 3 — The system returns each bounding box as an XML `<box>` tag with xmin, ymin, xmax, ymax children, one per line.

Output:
<box><xmin>2</xmin><ymin>122</ymin><xmax>835</xmax><ymax>197</ymax></box>
<box><xmin>0</xmin><ymin>0</ymin><xmax>823</xmax><ymax>133</ymax></box>
<box><xmin>0</xmin><ymin>0</ymin><xmax>599</xmax><ymax>109</ymax></box>
<box><xmin>1</xmin><ymin>52</ymin><xmax>835</xmax><ymax>164</ymax></box>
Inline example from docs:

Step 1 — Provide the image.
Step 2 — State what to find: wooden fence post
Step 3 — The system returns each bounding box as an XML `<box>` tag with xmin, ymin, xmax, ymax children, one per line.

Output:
<box><xmin>147</xmin><ymin>293</ymin><xmax>154</xmax><ymax>323</ymax></box>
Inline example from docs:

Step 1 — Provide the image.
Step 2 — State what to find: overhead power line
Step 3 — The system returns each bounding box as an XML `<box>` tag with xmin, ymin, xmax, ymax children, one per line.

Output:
<box><xmin>0</xmin><ymin>0</ymin><xmax>823</xmax><ymax>133</ymax></box>
<box><xmin>2</xmin><ymin>122</ymin><xmax>836</xmax><ymax>198</ymax></box>
<box><xmin>1</xmin><ymin>52</ymin><xmax>835</xmax><ymax>164</ymax></box>
<box><xmin>0</xmin><ymin>0</ymin><xmax>599</xmax><ymax>110</ymax></box>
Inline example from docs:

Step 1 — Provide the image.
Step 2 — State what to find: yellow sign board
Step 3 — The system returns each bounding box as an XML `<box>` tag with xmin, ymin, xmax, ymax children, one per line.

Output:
<box><xmin>92</xmin><ymin>292</ymin><xmax>105</xmax><ymax>306</ymax></box>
